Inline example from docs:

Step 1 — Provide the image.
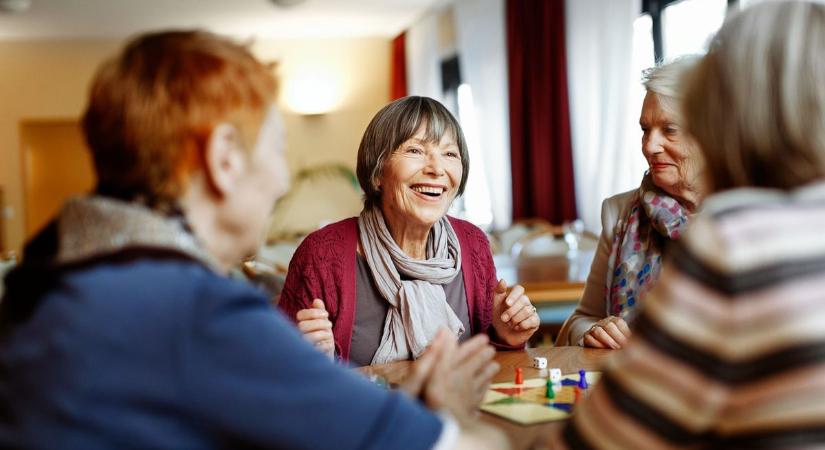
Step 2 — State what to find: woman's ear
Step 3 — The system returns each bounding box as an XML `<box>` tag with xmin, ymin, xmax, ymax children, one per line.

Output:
<box><xmin>203</xmin><ymin>122</ymin><xmax>245</xmax><ymax>198</ymax></box>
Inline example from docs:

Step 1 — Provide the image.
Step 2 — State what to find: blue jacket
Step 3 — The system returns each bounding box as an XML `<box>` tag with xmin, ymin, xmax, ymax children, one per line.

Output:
<box><xmin>0</xmin><ymin>239</ymin><xmax>441</xmax><ymax>449</ymax></box>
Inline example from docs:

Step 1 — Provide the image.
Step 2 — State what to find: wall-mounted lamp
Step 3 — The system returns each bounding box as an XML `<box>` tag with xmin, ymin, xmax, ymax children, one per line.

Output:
<box><xmin>283</xmin><ymin>68</ymin><xmax>342</xmax><ymax>115</ymax></box>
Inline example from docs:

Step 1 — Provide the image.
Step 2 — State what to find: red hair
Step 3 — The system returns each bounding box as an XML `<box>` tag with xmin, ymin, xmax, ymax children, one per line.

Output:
<box><xmin>82</xmin><ymin>30</ymin><xmax>277</xmax><ymax>205</ymax></box>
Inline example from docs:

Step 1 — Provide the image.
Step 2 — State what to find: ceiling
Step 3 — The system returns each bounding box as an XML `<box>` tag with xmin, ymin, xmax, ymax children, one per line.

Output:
<box><xmin>0</xmin><ymin>0</ymin><xmax>446</xmax><ymax>40</ymax></box>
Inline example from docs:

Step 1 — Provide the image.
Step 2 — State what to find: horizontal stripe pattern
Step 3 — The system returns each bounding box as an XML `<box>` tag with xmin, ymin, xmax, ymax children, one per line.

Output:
<box><xmin>670</xmin><ymin>240</ymin><xmax>825</xmax><ymax>295</ymax></box>
<box><xmin>639</xmin><ymin>269</ymin><xmax>825</xmax><ymax>364</ymax></box>
<box><xmin>564</xmin><ymin>183</ymin><xmax>825</xmax><ymax>449</ymax></box>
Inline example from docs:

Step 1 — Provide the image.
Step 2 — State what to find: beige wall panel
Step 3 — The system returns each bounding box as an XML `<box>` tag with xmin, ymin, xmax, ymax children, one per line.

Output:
<box><xmin>20</xmin><ymin>120</ymin><xmax>95</xmax><ymax>237</ymax></box>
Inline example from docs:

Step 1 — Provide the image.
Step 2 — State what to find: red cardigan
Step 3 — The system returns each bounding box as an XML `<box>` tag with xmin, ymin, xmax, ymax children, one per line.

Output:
<box><xmin>279</xmin><ymin>216</ymin><xmax>516</xmax><ymax>361</ymax></box>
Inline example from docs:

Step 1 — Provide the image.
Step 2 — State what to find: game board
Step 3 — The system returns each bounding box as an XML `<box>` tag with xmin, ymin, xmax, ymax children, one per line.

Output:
<box><xmin>480</xmin><ymin>371</ymin><xmax>601</xmax><ymax>425</ymax></box>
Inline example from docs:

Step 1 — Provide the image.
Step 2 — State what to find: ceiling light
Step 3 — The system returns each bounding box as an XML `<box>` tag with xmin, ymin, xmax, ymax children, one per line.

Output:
<box><xmin>284</xmin><ymin>68</ymin><xmax>342</xmax><ymax>115</ymax></box>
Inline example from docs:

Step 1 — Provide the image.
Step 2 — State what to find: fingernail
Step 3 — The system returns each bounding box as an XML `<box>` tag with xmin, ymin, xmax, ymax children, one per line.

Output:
<box><xmin>501</xmin><ymin>314</ymin><xmax>509</xmax><ymax>322</ymax></box>
<box><xmin>506</xmin><ymin>298</ymin><xmax>513</xmax><ymax>306</ymax></box>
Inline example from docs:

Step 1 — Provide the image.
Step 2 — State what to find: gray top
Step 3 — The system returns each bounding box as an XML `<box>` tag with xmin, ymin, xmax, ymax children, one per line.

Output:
<box><xmin>349</xmin><ymin>254</ymin><xmax>471</xmax><ymax>367</ymax></box>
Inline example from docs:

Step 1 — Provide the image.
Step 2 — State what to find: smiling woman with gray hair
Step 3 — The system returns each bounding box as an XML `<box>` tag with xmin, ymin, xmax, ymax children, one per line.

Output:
<box><xmin>280</xmin><ymin>96</ymin><xmax>538</xmax><ymax>366</ymax></box>
<box><xmin>557</xmin><ymin>56</ymin><xmax>704</xmax><ymax>349</ymax></box>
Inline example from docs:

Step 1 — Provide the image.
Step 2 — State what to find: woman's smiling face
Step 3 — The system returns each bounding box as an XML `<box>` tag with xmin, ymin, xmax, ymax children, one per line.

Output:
<box><xmin>640</xmin><ymin>91</ymin><xmax>702</xmax><ymax>200</ymax></box>
<box><xmin>378</xmin><ymin>123</ymin><xmax>463</xmax><ymax>228</ymax></box>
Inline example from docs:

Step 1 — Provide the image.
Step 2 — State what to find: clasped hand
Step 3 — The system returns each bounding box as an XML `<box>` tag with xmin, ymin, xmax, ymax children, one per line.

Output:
<box><xmin>582</xmin><ymin>315</ymin><xmax>631</xmax><ymax>349</ymax></box>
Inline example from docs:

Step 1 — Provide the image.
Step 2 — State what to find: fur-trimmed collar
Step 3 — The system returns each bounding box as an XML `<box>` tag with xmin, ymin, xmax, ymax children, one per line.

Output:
<box><xmin>1</xmin><ymin>196</ymin><xmax>220</xmax><ymax>328</ymax></box>
<box><xmin>53</xmin><ymin>196</ymin><xmax>217</xmax><ymax>270</ymax></box>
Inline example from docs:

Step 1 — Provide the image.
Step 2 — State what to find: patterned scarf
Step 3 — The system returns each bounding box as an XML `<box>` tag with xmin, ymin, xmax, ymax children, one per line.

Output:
<box><xmin>605</xmin><ymin>173</ymin><xmax>689</xmax><ymax>322</ymax></box>
<box><xmin>357</xmin><ymin>207</ymin><xmax>464</xmax><ymax>365</ymax></box>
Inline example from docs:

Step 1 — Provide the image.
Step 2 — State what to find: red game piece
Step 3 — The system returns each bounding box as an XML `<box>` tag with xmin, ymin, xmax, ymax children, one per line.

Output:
<box><xmin>515</xmin><ymin>367</ymin><xmax>523</xmax><ymax>385</ymax></box>
<box><xmin>574</xmin><ymin>387</ymin><xmax>581</xmax><ymax>403</ymax></box>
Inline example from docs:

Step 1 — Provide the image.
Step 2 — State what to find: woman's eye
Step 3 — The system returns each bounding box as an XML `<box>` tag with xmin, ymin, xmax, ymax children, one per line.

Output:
<box><xmin>445</xmin><ymin>151</ymin><xmax>459</xmax><ymax>158</ymax></box>
<box><xmin>663</xmin><ymin>123</ymin><xmax>679</xmax><ymax>133</ymax></box>
<box><xmin>406</xmin><ymin>147</ymin><xmax>423</xmax><ymax>154</ymax></box>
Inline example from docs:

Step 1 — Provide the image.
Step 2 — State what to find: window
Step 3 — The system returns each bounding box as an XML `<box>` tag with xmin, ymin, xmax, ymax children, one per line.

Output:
<box><xmin>632</xmin><ymin>13</ymin><xmax>656</xmax><ymax>116</ymax></box>
<box><xmin>624</xmin><ymin>14</ymin><xmax>657</xmax><ymax>179</ymax></box>
<box><xmin>441</xmin><ymin>55</ymin><xmax>493</xmax><ymax>228</ymax></box>
<box><xmin>663</xmin><ymin>0</ymin><xmax>728</xmax><ymax>57</ymax></box>
<box><xmin>641</xmin><ymin>0</ymin><xmax>734</xmax><ymax>62</ymax></box>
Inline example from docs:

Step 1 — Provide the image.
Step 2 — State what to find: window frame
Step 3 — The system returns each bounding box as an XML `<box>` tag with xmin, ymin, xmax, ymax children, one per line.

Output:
<box><xmin>642</xmin><ymin>0</ymin><xmax>739</xmax><ymax>62</ymax></box>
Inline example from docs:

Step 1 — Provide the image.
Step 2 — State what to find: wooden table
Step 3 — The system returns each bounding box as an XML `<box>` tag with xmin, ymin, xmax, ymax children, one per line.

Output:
<box><xmin>359</xmin><ymin>346</ymin><xmax>613</xmax><ymax>450</ymax></box>
<box><xmin>494</xmin><ymin>251</ymin><xmax>594</xmax><ymax>305</ymax></box>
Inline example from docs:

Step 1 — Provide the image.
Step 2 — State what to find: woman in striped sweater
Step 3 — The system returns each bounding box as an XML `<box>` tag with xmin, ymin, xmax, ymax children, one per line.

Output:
<box><xmin>551</xmin><ymin>1</ymin><xmax>825</xmax><ymax>448</ymax></box>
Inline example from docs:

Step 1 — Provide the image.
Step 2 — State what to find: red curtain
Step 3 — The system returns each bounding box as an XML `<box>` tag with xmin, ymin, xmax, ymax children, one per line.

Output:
<box><xmin>390</xmin><ymin>32</ymin><xmax>407</xmax><ymax>100</ymax></box>
<box><xmin>507</xmin><ymin>0</ymin><xmax>578</xmax><ymax>224</ymax></box>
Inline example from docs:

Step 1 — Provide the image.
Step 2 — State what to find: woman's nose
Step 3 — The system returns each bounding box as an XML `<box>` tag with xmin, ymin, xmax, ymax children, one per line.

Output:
<box><xmin>423</xmin><ymin>153</ymin><xmax>446</xmax><ymax>176</ymax></box>
<box><xmin>643</xmin><ymin>132</ymin><xmax>664</xmax><ymax>157</ymax></box>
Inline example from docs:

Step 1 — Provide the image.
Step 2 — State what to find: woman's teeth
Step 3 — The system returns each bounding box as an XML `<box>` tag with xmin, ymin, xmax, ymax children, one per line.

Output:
<box><xmin>412</xmin><ymin>186</ymin><xmax>444</xmax><ymax>196</ymax></box>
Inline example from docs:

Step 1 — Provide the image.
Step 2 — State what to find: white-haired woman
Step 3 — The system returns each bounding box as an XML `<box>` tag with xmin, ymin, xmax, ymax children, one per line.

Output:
<box><xmin>553</xmin><ymin>2</ymin><xmax>825</xmax><ymax>448</ymax></box>
<box><xmin>557</xmin><ymin>57</ymin><xmax>703</xmax><ymax>348</ymax></box>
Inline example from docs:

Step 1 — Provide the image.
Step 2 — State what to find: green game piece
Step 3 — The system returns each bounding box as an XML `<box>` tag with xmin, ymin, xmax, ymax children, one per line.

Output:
<box><xmin>546</xmin><ymin>379</ymin><xmax>555</xmax><ymax>399</ymax></box>
<box><xmin>488</xmin><ymin>397</ymin><xmax>524</xmax><ymax>406</ymax></box>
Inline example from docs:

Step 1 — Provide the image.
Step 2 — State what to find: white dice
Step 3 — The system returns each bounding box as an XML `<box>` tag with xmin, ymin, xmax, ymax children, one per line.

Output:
<box><xmin>549</xmin><ymin>368</ymin><xmax>562</xmax><ymax>382</ymax></box>
<box><xmin>532</xmin><ymin>357</ymin><xmax>547</xmax><ymax>369</ymax></box>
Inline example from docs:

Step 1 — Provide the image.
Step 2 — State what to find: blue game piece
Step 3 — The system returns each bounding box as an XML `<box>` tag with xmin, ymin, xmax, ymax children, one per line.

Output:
<box><xmin>577</xmin><ymin>370</ymin><xmax>588</xmax><ymax>389</ymax></box>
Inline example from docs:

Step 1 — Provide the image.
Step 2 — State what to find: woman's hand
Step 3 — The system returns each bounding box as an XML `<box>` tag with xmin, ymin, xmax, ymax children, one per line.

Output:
<box><xmin>491</xmin><ymin>280</ymin><xmax>540</xmax><ymax>346</ymax></box>
<box><xmin>400</xmin><ymin>330</ymin><xmax>499</xmax><ymax>421</ymax></box>
<box><xmin>400</xmin><ymin>330</ymin><xmax>509</xmax><ymax>450</ymax></box>
<box><xmin>450</xmin><ymin>334</ymin><xmax>500</xmax><ymax>411</ymax></box>
<box><xmin>295</xmin><ymin>299</ymin><xmax>335</xmax><ymax>358</ymax></box>
<box><xmin>582</xmin><ymin>316</ymin><xmax>631</xmax><ymax>349</ymax></box>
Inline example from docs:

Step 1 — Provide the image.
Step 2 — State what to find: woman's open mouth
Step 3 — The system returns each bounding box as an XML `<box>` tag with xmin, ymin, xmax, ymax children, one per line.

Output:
<box><xmin>410</xmin><ymin>184</ymin><xmax>447</xmax><ymax>201</ymax></box>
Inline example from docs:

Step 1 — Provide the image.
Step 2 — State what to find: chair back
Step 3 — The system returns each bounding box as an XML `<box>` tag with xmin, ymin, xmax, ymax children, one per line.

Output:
<box><xmin>241</xmin><ymin>259</ymin><xmax>286</xmax><ymax>305</ymax></box>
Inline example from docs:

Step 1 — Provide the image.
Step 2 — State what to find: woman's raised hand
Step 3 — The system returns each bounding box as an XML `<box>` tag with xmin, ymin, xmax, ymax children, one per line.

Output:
<box><xmin>582</xmin><ymin>316</ymin><xmax>631</xmax><ymax>349</ymax></box>
<box><xmin>491</xmin><ymin>280</ymin><xmax>540</xmax><ymax>346</ymax></box>
<box><xmin>295</xmin><ymin>299</ymin><xmax>335</xmax><ymax>358</ymax></box>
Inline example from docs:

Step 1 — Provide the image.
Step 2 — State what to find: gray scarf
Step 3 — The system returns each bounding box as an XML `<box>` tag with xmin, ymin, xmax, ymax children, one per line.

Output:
<box><xmin>358</xmin><ymin>207</ymin><xmax>464</xmax><ymax>365</ymax></box>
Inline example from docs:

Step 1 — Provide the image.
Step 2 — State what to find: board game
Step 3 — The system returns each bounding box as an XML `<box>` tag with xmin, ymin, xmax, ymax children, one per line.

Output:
<box><xmin>480</xmin><ymin>370</ymin><xmax>601</xmax><ymax>425</ymax></box>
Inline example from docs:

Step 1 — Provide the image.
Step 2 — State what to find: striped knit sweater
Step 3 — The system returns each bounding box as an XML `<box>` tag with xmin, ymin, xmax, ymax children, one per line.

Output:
<box><xmin>560</xmin><ymin>182</ymin><xmax>825</xmax><ymax>449</ymax></box>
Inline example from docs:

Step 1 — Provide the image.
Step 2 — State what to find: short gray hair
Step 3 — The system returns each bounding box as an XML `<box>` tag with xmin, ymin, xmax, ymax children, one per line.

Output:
<box><xmin>643</xmin><ymin>56</ymin><xmax>700</xmax><ymax>121</ymax></box>
<box><xmin>683</xmin><ymin>1</ymin><xmax>825</xmax><ymax>192</ymax></box>
<box><xmin>356</xmin><ymin>96</ymin><xmax>470</xmax><ymax>209</ymax></box>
